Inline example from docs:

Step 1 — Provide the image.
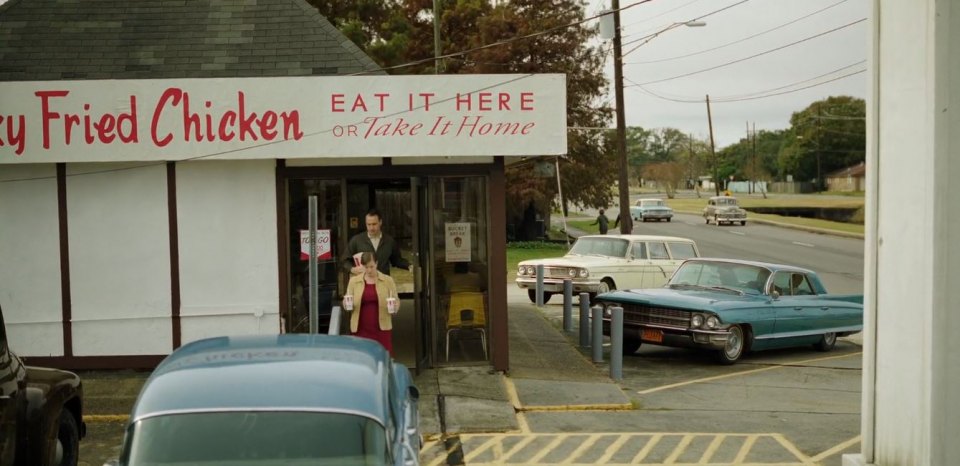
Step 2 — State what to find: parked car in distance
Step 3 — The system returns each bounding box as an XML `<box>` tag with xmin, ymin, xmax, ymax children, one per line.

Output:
<box><xmin>703</xmin><ymin>196</ymin><xmax>748</xmax><ymax>226</ymax></box>
<box><xmin>0</xmin><ymin>304</ymin><xmax>85</xmax><ymax>466</ymax></box>
<box><xmin>105</xmin><ymin>334</ymin><xmax>421</xmax><ymax>466</ymax></box>
<box><xmin>630</xmin><ymin>198</ymin><xmax>674</xmax><ymax>222</ymax></box>
<box><xmin>595</xmin><ymin>258</ymin><xmax>863</xmax><ymax>364</ymax></box>
<box><xmin>516</xmin><ymin>235</ymin><xmax>700</xmax><ymax>303</ymax></box>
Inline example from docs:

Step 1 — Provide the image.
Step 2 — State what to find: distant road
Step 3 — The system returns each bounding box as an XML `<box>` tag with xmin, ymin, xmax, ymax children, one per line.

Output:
<box><xmin>627</xmin><ymin>212</ymin><xmax>865</xmax><ymax>294</ymax></box>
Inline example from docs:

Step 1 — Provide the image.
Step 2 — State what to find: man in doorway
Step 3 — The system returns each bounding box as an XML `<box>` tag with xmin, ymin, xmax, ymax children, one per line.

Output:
<box><xmin>344</xmin><ymin>209</ymin><xmax>410</xmax><ymax>276</ymax></box>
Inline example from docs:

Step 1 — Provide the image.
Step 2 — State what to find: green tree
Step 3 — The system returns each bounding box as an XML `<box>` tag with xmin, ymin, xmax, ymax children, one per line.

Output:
<box><xmin>781</xmin><ymin>96</ymin><xmax>866</xmax><ymax>186</ymax></box>
<box><xmin>311</xmin><ymin>0</ymin><xmax>615</xmax><ymax>236</ymax></box>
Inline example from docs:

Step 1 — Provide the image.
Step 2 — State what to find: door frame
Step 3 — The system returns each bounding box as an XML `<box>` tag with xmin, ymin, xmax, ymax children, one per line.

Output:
<box><xmin>275</xmin><ymin>160</ymin><xmax>508</xmax><ymax>371</ymax></box>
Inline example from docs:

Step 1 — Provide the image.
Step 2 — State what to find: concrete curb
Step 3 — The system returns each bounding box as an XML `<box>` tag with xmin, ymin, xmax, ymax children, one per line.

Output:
<box><xmin>674</xmin><ymin>209</ymin><xmax>865</xmax><ymax>239</ymax></box>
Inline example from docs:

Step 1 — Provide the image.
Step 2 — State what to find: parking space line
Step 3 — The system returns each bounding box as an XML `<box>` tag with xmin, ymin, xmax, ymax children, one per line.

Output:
<box><xmin>733</xmin><ymin>434</ymin><xmax>759</xmax><ymax>463</ymax></box>
<box><xmin>426</xmin><ymin>432</ymin><xmax>831</xmax><ymax>465</ymax></box>
<box><xmin>699</xmin><ymin>434</ymin><xmax>726</xmax><ymax>464</ymax></box>
<box><xmin>501</xmin><ymin>435</ymin><xmax>538</xmax><ymax>462</ymax></box>
<box><xmin>637</xmin><ymin>351</ymin><xmax>863</xmax><ymax>395</ymax></box>
<box><xmin>562</xmin><ymin>433</ymin><xmax>603</xmax><ymax>464</ymax></box>
<box><xmin>596</xmin><ymin>434</ymin><xmax>632</xmax><ymax>464</ymax></box>
<box><xmin>810</xmin><ymin>435</ymin><xmax>861</xmax><ymax>462</ymax></box>
<box><xmin>502</xmin><ymin>377</ymin><xmax>531</xmax><ymax>433</ymax></box>
<box><xmin>792</xmin><ymin>241</ymin><xmax>815</xmax><ymax>248</ymax></box>
<box><xmin>631</xmin><ymin>433</ymin><xmax>663</xmax><ymax>463</ymax></box>
<box><xmin>528</xmin><ymin>434</ymin><xmax>569</xmax><ymax>463</ymax></box>
<box><xmin>664</xmin><ymin>434</ymin><xmax>695</xmax><ymax>464</ymax></box>
<box><xmin>773</xmin><ymin>433</ymin><xmax>812</xmax><ymax>463</ymax></box>
<box><xmin>729</xmin><ymin>231</ymin><xmax>746</xmax><ymax>236</ymax></box>
<box><xmin>463</xmin><ymin>436</ymin><xmax>501</xmax><ymax>464</ymax></box>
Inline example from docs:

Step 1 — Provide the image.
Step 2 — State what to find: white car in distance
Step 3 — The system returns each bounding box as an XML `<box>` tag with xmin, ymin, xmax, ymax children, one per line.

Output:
<box><xmin>515</xmin><ymin>235</ymin><xmax>701</xmax><ymax>303</ymax></box>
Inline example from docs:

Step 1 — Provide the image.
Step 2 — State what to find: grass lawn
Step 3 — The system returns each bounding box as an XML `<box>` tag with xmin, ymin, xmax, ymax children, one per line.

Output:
<box><xmin>506</xmin><ymin>242</ymin><xmax>568</xmax><ymax>282</ymax></box>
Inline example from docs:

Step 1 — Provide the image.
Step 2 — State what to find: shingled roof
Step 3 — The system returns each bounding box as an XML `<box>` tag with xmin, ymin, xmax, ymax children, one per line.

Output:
<box><xmin>0</xmin><ymin>0</ymin><xmax>383</xmax><ymax>81</ymax></box>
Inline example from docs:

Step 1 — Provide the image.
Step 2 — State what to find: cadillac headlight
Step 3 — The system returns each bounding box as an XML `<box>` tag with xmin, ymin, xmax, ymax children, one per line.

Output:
<box><xmin>525</xmin><ymin>265</ymin><xmax>535</xmax><ymax>276</ymax></box>
<box><xmin>518</xmin><ymin>265</ymin><xmax>527</xmax><ymax>275</ymax></box>
<box><xmin>578</xmin><ymin>269</ymin><xmax>589</xmax><ymax>278</ymax></box>
<box><xmin>568</xmin><ymin>268</ymin><xmax>577</xmax><ymax>278</ymax></box>
<box><xmin>705</xmin><ymin>315</ymin><xmax>720</xmax><ymax>329</ymax></box>
<box><xmin>690</xmin><ymin>314</ymin><xmax>704</xmax><ymax>329</ymax></box>
<box><xmin>603</xmin><ymin>304</ymin><xmax>611</xmax><ymax>318</ymax></box>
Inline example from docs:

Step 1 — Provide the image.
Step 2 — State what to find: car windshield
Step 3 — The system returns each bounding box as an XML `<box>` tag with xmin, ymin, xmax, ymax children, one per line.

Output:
<box><xmin>717</xmin><ymin>198</ymin><xmax>739</xmax><ymax>206</ymax></box>
<box><xmin>123</xmin><ymin>411</ymin><xmax>388</xmax><ymax>466</ymax></box>
<box><xmin>568</xmin><ymin>237</ymin><xmax>629</xmax><ymax>258</ymax></box>
<box><xmin>669</xmin><ymin>261</ymin><xmax>771</xmax><ymax>294</ymax></box>
<box><xmin>641</xmin><ymin>200</ymin><xmax>664</xmax><ymax>207</ymax></box>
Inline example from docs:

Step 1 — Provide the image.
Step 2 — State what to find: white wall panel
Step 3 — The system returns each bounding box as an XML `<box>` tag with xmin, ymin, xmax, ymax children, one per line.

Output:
<box><xmin>176</xmin><ymin>160</ymin><xmax>279</xmax><ymax>344</ymax></box>
<box><xmin>67</xmin><ymin>163</ymin><xmax>172</xmax><ymax>356</ymax></box>
<box><xmin>0</xmin><ymin>164</ymin><xmax>63</xmax><ymax>356</ymax></box>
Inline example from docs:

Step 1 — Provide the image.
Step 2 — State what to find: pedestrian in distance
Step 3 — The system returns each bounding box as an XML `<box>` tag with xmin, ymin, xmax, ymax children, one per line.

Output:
<box><xmin>344</xmin><ymin>208</ymin><xmax>410</xmax><ymax>276</ymax></box>
<box><xmin>591</xmin><ymin>208</ymin><xmax>610</xmax><ymax>235</ymax></box>
<box><xmin>343</xmin><ymin>252</ymin><xmax>400</xmax><ymax>355</ymax></box>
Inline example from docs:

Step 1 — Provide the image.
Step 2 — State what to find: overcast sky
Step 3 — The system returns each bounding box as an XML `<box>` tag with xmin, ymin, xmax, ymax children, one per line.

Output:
<box><xmin>586</xmin><ymin>0</ymin><xmax>868</xmax><ymax>148</ymax></box>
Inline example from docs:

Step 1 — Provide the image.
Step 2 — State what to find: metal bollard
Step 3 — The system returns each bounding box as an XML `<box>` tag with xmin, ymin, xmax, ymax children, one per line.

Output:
<box><xmin>591</xmin><ymin>305</ymin><xmax>604</xmax><ymax>363</ymax></box>
<box><xmin>610</xmin><ymin>306</ymin><xmax>624</xmax><ymax>381</ymax></box>
<box><xmin>579</xmin><ymin>293</ymin><xmax>590</xmax><ymax>348</ymax></box>
<box><xmin>535</xmin><ymin>264</ymin><xmax>545</xmax><ymax>307</ymax></box>
<box><xmin>328</xmin><ymin>306</ymin><xmax>341</xmax><ymax>336</ymax></box>
<box><xmin>562</xmin><ymin>279</ymin><xmax>573</xmax><ymax>332</ymax></box>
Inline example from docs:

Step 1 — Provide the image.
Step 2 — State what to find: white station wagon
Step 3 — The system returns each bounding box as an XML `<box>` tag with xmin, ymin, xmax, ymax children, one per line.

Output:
<box><xmin>515</xmin><ymin>235</ymin><xmax>701</xmax><ymax>303</ymax></box>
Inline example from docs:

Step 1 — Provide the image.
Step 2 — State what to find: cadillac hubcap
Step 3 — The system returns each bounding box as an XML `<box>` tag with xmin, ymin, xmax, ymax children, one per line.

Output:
<box><xmin>725</xmin><ymin>328</ymin><xmax>743</xmax><ymax>359</ymax></box>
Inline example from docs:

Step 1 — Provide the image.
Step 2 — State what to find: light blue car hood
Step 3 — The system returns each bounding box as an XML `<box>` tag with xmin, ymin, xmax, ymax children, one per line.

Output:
<box><xmin>597</xmin><ymin>287</ymin><xmax>768</xmax><ymax>313</ymax></box>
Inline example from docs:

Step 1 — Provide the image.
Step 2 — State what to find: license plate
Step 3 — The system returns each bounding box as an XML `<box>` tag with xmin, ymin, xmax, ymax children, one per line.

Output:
<box><xmin>641</xmin><ymin>328</ymin><xmax>663</xmax><ymax>343</ymax></box>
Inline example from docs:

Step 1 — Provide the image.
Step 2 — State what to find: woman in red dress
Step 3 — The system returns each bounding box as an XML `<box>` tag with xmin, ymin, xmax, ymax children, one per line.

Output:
<box><xmin>344</xmin><ymin>252</ymin><xmax>399</xmax><ymax>355</ymax></box>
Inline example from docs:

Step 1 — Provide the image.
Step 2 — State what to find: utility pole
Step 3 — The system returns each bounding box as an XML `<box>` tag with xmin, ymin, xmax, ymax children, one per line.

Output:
<box><xmin>706</xmin><ymin>95</ymin><xmax>719</xmax><ymax>196</ymax></box>
<box><xmin>746</xmin><ymin>121</ymin><xmax>751</xmax><ymax>194</ymax></box>
<box><xmin>612</xmin><ymin>0</ymin><xmax>631</xmax><ymax>234</ymax></box>
<box><xmin>433</xmin><ymin>0</ymin><xmax>442</xmax><ymax>74</ymax></box>
<box><xmin>815</xmin><ymin>103</ymin><xmax>822</xmax><ymax>193</ymax></box>
<box><xmin>752</xmin><ymin>122</ymin><xmax>758</xmax><ymax>196</ymax></box>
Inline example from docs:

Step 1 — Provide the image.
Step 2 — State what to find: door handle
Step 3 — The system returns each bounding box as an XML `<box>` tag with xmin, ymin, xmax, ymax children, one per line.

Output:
<box><xmin>793</xmin><ymin>307</ymin><xmax>803</xmax><ymax>311</ymax></box>
<box><xmin>820</xmin><ymin>306</ymin><xmax>829</xmax><ymax>310</ymax></box>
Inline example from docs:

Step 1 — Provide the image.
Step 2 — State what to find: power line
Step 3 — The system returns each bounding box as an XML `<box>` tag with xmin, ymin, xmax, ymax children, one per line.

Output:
<box><xmin>631</xmin><ymin>18</ymin><xmax>867</xmax><ymax>86</ymax></box>
<box><xmin>625</xmin><ymin>61</ymin><xmax>866</xmax><ymax>103</ymax></box>
<box><xmin>351</xmin><ymin>0</ymin><xmax>657</xmax><ymax>75</ymax></box>
<box><xmin>621</xmin><ymin>0</ymin><xmax>706</xmax><ymax>30</ymax></box>
<box><xmin>620</xmin><ymin>0</ymin><xmax>752</xmax><ymax>55</ymax></box>
<box><xmin>627</xmin><ymin>0</ymin><xmax>850</xmax><ymax>65</ymax></box>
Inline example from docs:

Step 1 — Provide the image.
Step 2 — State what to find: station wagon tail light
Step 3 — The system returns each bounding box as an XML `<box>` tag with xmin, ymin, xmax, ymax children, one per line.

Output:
<box><xmin>578</xmin><ymin>269</ymin><xmax>589</xmax><ymax>278</ymax></box>
<box><xmin>705</xmin><ymin>315</ymin><xmax>720</xmax><ymax>329</ymax></box>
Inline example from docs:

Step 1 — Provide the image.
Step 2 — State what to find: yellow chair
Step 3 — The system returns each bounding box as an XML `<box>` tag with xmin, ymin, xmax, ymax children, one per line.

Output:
<box><xmin>445</xmin><ymin>292</ymin><xmax>487</xmax><ymax>361</ymax></box>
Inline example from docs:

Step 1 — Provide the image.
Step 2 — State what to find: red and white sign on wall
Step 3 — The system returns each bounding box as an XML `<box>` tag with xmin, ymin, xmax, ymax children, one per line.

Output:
<box><xmin>0</xmin><ymin>74</ymin><xmax>567</xmax><ymax>163</ymax></box>
<box><xmin>300</xmin><ymin>229</ymin><xmax>331</xmax><ymax>261</ymax></box>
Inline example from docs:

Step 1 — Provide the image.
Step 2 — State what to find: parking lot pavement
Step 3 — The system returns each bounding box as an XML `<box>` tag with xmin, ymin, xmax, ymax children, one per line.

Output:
<box><xmin>78</xmin><ymin>288</ymin><xmax>862</xmax><ymax>466</ymax></box>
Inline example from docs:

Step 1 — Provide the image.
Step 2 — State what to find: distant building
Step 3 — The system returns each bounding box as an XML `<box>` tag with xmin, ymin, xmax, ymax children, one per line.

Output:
<box><xmin>825</xmin><ymin>162</ymin><xmax>866</xmax><ymax>192</ymax></box>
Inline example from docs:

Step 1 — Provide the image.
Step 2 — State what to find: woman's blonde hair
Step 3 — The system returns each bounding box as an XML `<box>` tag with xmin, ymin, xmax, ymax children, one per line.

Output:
<box><xmin>361</xmin><ymin>251</ymin><xmax>377</xmax><ymax>266</ymax></box>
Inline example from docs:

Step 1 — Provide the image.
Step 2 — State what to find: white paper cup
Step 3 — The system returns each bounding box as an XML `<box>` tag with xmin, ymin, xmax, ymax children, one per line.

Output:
<box><xmin>343</xmin><ymin>294</ymin><xmax>354</xmax><ymax>311</ymax></box>
<box><xmin>387</xmin><ymin>297</ymin><xmax>398</xmax><ymax>314</ymax></box>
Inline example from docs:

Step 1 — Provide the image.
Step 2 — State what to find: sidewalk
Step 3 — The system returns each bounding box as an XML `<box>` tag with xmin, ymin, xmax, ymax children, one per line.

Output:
<box><xmin>414</xmin><ymin>286</ymin><xmax>631</xmax><ymax>440</ymax></box>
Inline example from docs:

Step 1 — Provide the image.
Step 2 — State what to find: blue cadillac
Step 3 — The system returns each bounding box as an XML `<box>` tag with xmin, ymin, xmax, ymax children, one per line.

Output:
<box><xmin>597</xmin><ymin>258</ymin><xmax>863</xmax><ymax>364</ymax></box>
<box><xmin>106</xmin><ymin>334</ymin><xmax>420</xmax><ymax>466</ymax></box>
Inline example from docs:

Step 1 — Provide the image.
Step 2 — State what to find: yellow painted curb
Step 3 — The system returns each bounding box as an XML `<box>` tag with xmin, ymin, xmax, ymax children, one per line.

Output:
<box><xmin>86</xmin><ymin>414</ymin><xmax>129</xmax><ymax>423</ymax></box>
<box><xmin>518</xmin><ymin>403</ymin><xmax>634</xmax><ymax>412</ymax></box>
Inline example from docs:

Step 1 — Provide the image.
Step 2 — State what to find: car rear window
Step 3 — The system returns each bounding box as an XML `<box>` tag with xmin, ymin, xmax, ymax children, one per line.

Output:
<box><xmin>667</xmin><ymin>242</ymin><xmax>698</xmax><ymax>259</ymax></box>
<box><xmin>123</xmin><ymin>411</ymin><xmax>388</xmax><ymax>465</ymax></box>
<box><xmin>648</xmin><ymin>242</ymin><xmax>670</xmax><ymax>260</ymax></box>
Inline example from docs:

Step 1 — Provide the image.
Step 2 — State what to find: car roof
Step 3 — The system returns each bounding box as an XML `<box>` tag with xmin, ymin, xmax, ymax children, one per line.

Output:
<box><xmin>684</xmin><ymin>257</ymin><xmax>816</xmax><ymax>274</ymax></box>
<box><xmin>579</xmin><ymin>234</ymin><xmax>695</xmax><ymax>243</ymax></box>
<box><xmin>709</xmin><ymin>196</ymin><xmax>738</xmax><ymax>200</ymax></box>
<box><xmin>130</xmin><ymin>334</ymin><xmax>392</xmax><ymax>424</ymax></box>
